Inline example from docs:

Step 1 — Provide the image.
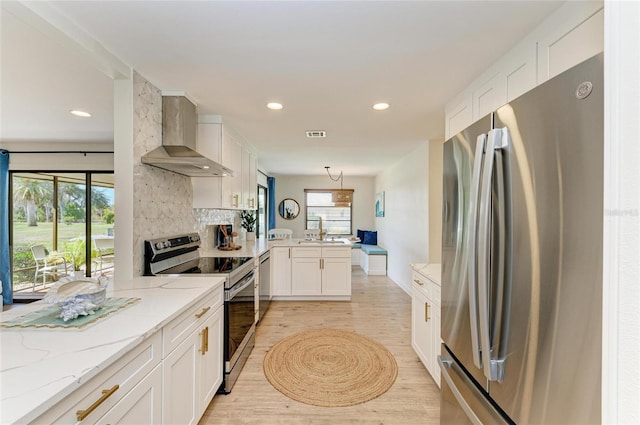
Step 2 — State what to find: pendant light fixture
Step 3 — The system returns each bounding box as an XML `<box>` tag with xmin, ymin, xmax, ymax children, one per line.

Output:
<box><xmin>325</xmin><ymin>166</ymin><xmax>353</xmax><ymax>206</ymax></box>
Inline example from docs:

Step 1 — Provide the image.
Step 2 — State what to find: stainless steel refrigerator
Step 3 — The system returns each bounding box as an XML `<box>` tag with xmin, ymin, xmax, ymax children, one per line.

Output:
<box><xmin>439</xmin><ymin>53</ymin><xmax>603</xmax><ymax>424</ymax></box>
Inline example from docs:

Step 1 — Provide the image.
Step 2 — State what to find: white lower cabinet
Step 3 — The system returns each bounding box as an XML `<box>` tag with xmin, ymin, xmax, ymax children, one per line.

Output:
<box><xmin>95</xmin><ymin>364</ymin><xmax>163</xmax><ymax>425</ymax></box>
<box><xmin>291</xmin><ymin>256</ymin><xmax>322</xmax><ymax>295</ymax></box>
<box><xmin>26</xmin><ymin>286</ymin><xmax>224</xmax><ymax>425</ymax></box>
<box><xmin>162</xmin><ymin>331</ymin><xmax>199</xmax><ymax>424</ymax></box>
<box><xmin>274</xmin><ymin>246</ymin><xmax>351</xmax><ymax>298</ymax></box>
<box><xmin>162</xmin><ymin>289</ymin><xmax>224</xmax><ymax>425</ymax></box>
<box><xmin>321</xmin><ymin>256</ymin><xmax>351</xmax><ymax>295</ymax></box>
<box><xmin>431</xmin><ymin>294</ymin><xmax>441</xmax><ymax>386</ymax></box>
<box><xmin>271</xmin><ymin>247</ymin><xmax>292</xmax><ymax>296</ymax></box>
<box><xmin>198</xmin><ymin>306</ymin><xmax>224</xmax><ymax>413</ymax></box>
<box><xmin>411</xmin><ymin>269</ymin><xmax>441</xmax><ymax>387</ymax></box>
<box><xmin>412</xmin><ymin>285</ymin><xmax>430</xmax><ymax>368</ymax></box>
<box><xmin>31</xmin><ymin>332</ymin><xmax>163</xmax><ymax>424</ymax></box>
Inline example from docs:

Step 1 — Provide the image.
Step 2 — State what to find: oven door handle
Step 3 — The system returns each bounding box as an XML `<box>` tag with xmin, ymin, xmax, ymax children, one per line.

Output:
<box><xmin>226</xmin><ymin>272</ymin><xmax>255</xmax><ymax>301</ymax></box>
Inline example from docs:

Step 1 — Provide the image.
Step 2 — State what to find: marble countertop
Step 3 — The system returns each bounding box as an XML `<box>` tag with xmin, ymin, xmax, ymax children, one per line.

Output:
<box><xmin>199</xmin><ymin>238</ymin><xmax>354</xmax><ymax>258</ymax></box>
<box><xmin>411</xmin><ymin>263</ymin><xmax>442</xmax><ymax>285</ymax></box>
<box><xmin>0</xmin><ymin>275</ymin><xmax>225</xmax><ymax>424</ymax></box>
<box><xmin>199</xmin><ymin>238</ymin><xmax>269</xmax><ymax>258</ymax></box>
<box><xmin>266</xmin><ymin>237</ymin><xmax>355</xmax><ymax>247</ymax></box>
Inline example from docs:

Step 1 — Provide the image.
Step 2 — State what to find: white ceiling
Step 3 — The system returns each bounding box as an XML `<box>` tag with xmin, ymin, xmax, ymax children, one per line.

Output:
<box><xmin>1</xmin><ymin>1</ymin><xmax>564</xmax><ymax>176</ymax></box>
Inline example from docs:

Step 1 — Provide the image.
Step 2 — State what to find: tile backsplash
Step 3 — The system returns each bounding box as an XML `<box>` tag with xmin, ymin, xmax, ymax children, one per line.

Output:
<box><xmin>132</xmin><ymin>72</ymin><xmax>243</xmax><ymax>272</ymax></box>
<box><xmin>133</xmin><ymin>73</ymin><xmax>240</xmax><ymax>276</ymax></box>
<box><xmin>194</xmin><ymin>208</ymin><xmax>240</xmax><ymax>249</ymax></box>
<box><xmin>132</xmin><ymin>72</ymin><xmax>197</xmax><ymax>275</ymax></box>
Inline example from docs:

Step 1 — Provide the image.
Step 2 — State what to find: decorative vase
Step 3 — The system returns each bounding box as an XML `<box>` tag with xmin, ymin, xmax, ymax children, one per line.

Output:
<box><xmin>246</xmin><ymin>231</ymin><xmax>256</xmax><ymax>241</ymax></box>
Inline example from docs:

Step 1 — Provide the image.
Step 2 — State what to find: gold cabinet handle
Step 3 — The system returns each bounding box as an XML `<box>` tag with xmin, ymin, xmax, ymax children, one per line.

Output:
<box><xmin>195</xmin><ymin>306</ymin><xmax>211</xmax><ymax>319</ymax></box>
<box><xmin>76</xmin><ymin>385</ymin><xmax>119</xmax><ymax>421</ymax></box>
<box><xmin>414</xmin><ymin>279</ymin><xmax>424</xmax><ymax>286</ymax></box>
<box><xmin>233</xmin><ymin>194</ymin><xmax>239</xmax><ymax>207</ymax></box>
<box><xmin>200</xmin><ymin>326</ymin><xmax>209</xmax><ymax>355</ymax></box>
<box><xmin>425</xmin><ymin>302</ymin><xmax>430</xmax><ymax>322</ymax></box>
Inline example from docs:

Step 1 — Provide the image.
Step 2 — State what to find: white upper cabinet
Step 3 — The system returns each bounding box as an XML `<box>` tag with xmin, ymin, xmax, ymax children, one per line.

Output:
<box><xmin>445</xmin><ymin>94</ymin><xmax>472</xmax><ymax>140</ymax></box>
<box><xmin>472</xmin><ymin>71</ymin><xmax>505</xmax><ymax>122</ymax></box>
<box><xmin>193</xmin><ymin>116</ymin><xmax>258</xmax><ymax>210</ymax></box>
<box><xmin>444</xmin><ymin>1</ymin><xmax>603</xmax><ymax>139</ymax></box>
<box><xmin>503</xmin><ymin>43</ymin><xmax>537</xmax><ymax>103</ymax></box>
<box><xmin>246</xmin><ymin>151</ymin><xmax>257</xmax><ymax>209</ymax></box>
<box><xmin>241</xmin><ymin>148</ymin><xmax>257</xmax><ymax>210</ymax></box>
<box><xmin>221</xmin><ymin>127</ymin><xmax>243</xmax><ymax>209</ymax></box>
<box><xmin>471</xmin><ymin>43</ymin><xmax>537</xmax><ymax>123</ymax></box>
<box><xmin>193</xmin><ymin>117</ymin><xmax>222</xmax><ymax>208</ymax></box>
<box><xmin>537</xmin><ymin>5</ymin><xmax>604</xmax><ymax>82</ymax></box>
<box><xmin>196</xmin><ymin>118</ymin><xmax>222</xmax><ymax>161</ymax></box>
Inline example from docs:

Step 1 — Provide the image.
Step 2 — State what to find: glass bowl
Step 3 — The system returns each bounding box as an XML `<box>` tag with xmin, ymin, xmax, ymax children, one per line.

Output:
<box><xmin>44</xmin><ymin>275</ymin><xmax>110</xmax><ymax>321</ymax></box>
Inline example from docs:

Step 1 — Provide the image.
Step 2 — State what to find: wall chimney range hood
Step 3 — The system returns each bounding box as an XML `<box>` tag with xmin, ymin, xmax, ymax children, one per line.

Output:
<box><xmin>141</xmin><ymin>96</ymin><xmax>234</xmax><ymax>177</ymax></box>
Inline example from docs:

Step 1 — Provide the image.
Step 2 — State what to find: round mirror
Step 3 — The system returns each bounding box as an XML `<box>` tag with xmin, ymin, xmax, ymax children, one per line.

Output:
<box><xmin>279</xmin><ymin>198</ymin><xmax>300</xmax><ymax>220</ymax></box>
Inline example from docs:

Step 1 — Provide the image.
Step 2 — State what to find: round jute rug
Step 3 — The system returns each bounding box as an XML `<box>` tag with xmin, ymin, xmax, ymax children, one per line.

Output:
<box><xmin>263</xmin><ymin>328</ymin><xmax>398</xmax><ymax>407</ymax></box>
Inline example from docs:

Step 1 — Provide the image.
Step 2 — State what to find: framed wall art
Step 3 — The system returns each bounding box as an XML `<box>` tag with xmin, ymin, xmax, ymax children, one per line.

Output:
<box><xmin>375</xmin><ymin>191</ymin><xmax>385</xmax><ymax>217</ymax></box>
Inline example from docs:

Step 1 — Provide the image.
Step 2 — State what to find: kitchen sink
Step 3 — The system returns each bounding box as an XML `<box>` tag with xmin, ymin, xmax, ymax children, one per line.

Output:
<box><xmin>298</xmin><ymin>240</ymin><xmax>347</xmax><ymax>245</ymax></box>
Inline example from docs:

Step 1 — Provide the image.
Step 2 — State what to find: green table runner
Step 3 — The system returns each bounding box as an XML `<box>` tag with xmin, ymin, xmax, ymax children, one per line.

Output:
<box><xmin>0</xmin><ymin>297</ymin><xmax>140</xmax><ymax>329</ymax></box>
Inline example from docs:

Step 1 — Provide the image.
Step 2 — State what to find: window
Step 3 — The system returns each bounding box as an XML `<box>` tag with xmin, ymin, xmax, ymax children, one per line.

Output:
<box><xmin>10</xmin><ymin>171</ymin><xmax>114</xmax><ymax>298</ymax></box>
<box><xmin>305</xmin><ymin>190</ymin><xmax>352</xmax><ymax>235</ymax></box>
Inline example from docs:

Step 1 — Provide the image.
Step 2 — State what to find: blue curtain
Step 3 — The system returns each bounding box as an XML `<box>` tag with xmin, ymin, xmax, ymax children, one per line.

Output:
<box><xmin>1</xmin><ymin>150</ymin><xmax>11</xmax><ymax>305</ymax></box>
<box><xmin>267</xmin><ymin>176</ymin><xmax>276</xmax><ymax>230</ymax></box>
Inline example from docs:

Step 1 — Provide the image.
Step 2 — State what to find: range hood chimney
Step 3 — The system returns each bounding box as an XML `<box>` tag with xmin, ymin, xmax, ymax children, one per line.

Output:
<box><xmin>141</xmin><ymin>96</ymin><xmax>234</xmax><ymax>177</ymax></box>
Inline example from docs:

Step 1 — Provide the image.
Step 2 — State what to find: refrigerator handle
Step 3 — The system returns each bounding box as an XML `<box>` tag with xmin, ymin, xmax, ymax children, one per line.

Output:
<box><xmin>477</xmin><ymin>127</ymin><xmax>508</xmax><ymax>382</ymax></box>
<box><xmin>467</xmin><ymin>133</ymin><xmax>487</xmax><ymax>370</ymax></box>
<box><xmin>439</xmin><ymin>354</ymin><xmax>511</xmax><ymax>425</ymax></box>
<box><xmin>439</xmin><ymin>355</ymin><xmax>483</xmax><ymax>425</ymax></box>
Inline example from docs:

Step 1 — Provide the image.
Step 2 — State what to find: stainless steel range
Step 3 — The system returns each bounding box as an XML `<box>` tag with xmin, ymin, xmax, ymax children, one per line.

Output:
<box><xmin>144</xmin><ymin>232</ymin><xmax>256</xmax><ymax>394</ymax></box>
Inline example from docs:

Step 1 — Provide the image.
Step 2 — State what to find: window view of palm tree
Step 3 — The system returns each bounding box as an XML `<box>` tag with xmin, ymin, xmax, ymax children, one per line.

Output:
<box><xmin>11</xmin><ymin>172</ymin><xmax>114</xmax><ymax>297</ymax></box>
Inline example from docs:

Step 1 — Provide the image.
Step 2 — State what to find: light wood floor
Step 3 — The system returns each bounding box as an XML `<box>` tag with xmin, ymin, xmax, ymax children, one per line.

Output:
<box><xmin>200</xmin><ymin>268</ymin><xmax>441</xmax><ymax>425</ymax></box>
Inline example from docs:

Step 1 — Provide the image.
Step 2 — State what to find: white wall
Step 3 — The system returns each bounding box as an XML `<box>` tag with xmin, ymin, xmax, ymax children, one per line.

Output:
<box><xmin>272</xmin><ymin>174</ymin><xmax>375</xmax><ymax>238</ymax></box>
<box><xmin>602</xmin><ymin>1</ymin><xmax>640</xmax><ymax>422</ymax></box>
<box><xmin>428</xmin><ymin>139</ymin><xmax>444</xmax><ymax>264</ymax></box>
<box><xmin>2</xmin><ymin>141</ymin><xmax>113</xmax><ymax>170</ymax></box>
<box><xmin>375</xmin><ymin>142</ymin><xmax>429</xmax><ymax>295</ymax></box>
<box><xmin>114</xmin><ymin>74</ymin><xmax>134</xmax><ymax>281</ymax></box>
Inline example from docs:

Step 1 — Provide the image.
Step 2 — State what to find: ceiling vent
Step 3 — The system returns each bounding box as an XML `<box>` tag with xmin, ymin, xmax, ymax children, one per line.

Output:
<box><xmin>306</xmin><ymin>130</ymin><xmax>326</xmax><ymax>138</ymax></box>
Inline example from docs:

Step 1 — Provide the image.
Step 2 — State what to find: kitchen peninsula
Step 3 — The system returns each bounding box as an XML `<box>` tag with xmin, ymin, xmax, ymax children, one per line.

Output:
<box><xmin>201</xmin><ymin>237</ymin><xmax>353</xmax><ymax>300</ymax></box>
<box><xmin>0</xmin><ymin>275</ymin><xmax>225</xmax><ymax>424</ymax></box>
<box><xmin>268</xmin><ymin>238</ymin><xmax>353</xmax><ymax>300</ymax></box>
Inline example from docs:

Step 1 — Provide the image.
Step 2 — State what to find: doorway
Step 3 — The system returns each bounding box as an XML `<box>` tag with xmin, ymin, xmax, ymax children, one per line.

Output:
<box><xmin>257</xmin><ymin>184</ymin><xmax>267</xmax><ymax>239</ymax></box>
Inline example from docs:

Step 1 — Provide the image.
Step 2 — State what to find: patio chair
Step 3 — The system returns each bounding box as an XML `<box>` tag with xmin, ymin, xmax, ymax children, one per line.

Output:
<box><xmin>30</xmin><ymin>245</ymin><xmax>73</xmax><ymax>291</ymax></box>
<box><xmin>93</xmin><ymin>237</ymin><xmax>115</xmax><ymax>275</ymax></box>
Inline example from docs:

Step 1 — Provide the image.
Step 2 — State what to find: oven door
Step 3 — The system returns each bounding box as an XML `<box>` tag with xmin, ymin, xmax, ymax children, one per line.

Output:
<box><xmin>225</xmin><ymin>270</ymin><xmax>256</xmax><ymax>369</ymax></box>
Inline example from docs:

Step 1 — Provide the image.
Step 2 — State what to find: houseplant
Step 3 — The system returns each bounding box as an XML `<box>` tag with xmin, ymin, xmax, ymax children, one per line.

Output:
<box><xmin>240</xmin><ymin>210</ymin><xmax>257</xmax><ymax>240</ymax></box>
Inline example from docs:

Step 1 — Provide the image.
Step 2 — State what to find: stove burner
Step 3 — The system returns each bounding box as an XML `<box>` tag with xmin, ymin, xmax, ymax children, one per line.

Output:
<box><xmin>198</xmin><ymin>256</ymin><xmax>253</xmax><ymax>274</ymax></box>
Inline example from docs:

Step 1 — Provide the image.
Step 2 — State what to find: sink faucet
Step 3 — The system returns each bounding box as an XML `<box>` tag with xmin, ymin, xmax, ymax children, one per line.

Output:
<box><xmin>319</xmin><ymin>217</ymin><xmax>323</xmax><ymax>240</ymax></box>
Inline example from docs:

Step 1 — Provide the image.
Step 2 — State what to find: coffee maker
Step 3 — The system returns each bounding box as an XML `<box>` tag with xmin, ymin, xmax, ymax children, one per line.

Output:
<box><xmin>213</xmin><ymin>224</ymin><xmax>233</xmax><ymax>248</ymax></box>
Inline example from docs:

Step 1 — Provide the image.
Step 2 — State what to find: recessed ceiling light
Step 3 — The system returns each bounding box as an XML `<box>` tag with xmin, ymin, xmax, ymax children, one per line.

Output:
<box><xmin>373</xmin><ymin>103</ymin><xmax>390</xmax><ymax>111</ymax></box>
<box><xmin>70</xmin><ymin>110</ymin><xmax>92</xmax><ymax>118</ymax></box>
<box><xmin>267</xmin><ymin>102</ymin><xmax>283</xmax><ymax>110</ymax></box>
